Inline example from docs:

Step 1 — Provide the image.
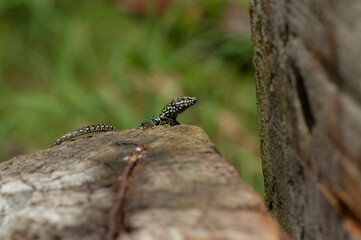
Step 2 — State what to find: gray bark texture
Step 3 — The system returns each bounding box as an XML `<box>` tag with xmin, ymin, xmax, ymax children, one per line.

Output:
<box><xmin>250</xmin><ymin>0</ymin><xmax>361</xmax><ymax>239</ymax></box>
<box><xmin>0</xmin><ymin>125</ymin><xmax>288</xmax><ymax>240</ymax></box>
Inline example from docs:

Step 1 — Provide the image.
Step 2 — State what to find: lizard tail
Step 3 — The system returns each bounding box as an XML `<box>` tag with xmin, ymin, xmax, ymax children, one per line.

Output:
<box><xmin>52</xmin><ymin>124</ymin><xmax>119</xmax><ymax>147</ymax></box>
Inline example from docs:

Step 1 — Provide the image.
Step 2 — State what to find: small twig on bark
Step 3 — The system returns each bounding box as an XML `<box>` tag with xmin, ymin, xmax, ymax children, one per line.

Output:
<box><xmin>106</xmin><ymin>141</ymin><xmax>150</xmax><ymax>240</ymax></box>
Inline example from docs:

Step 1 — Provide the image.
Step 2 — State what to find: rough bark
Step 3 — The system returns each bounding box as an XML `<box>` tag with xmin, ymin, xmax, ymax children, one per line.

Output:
<box><xmin>0</xmin><ymin>125</ymin><xmax>287</xmax><ymax>240</ymax></box>
<box><xmin>250</xmin><ymin>0</ymin><xmax>361</xmax><ymax>239</ymax></box>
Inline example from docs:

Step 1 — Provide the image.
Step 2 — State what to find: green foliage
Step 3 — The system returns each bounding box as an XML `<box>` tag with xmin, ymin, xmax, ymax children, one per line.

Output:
<box><xmin>0</xmin><ymin>0</ymin><xmax>263</xmax><ymax>196</ymax></box>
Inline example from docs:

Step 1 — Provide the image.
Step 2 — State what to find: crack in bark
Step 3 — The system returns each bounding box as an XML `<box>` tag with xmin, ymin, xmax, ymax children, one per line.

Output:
<box><xmin>291</xmin><ymin>62</ymin><xmax>315</xmax><ymax>132</ymax></box>
<box><xmin>106</xmin><ymin>141</ymin><xmax>150</xmax><ymax>240</ymax></box>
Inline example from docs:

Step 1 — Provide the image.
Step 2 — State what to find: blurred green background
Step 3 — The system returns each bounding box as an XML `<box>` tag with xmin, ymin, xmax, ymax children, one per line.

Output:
<box><xmin>0</xmin><ymin>0</ymin><xmax>262</xmax><ymax>196</ymax></box>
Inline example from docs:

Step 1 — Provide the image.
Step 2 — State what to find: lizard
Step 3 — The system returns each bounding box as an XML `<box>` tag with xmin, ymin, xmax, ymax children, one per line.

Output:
<box><xmin>52</xmin><ymin>96</ymin><xmax>198</xmax><ymax>147</ymax></box>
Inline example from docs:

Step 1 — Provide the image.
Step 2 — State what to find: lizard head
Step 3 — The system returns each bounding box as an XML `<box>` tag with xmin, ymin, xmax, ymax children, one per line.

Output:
<box><xmin>159</xmin><ymin>96</ymin><xmax>198</xmax><ymax>120</ymax></box>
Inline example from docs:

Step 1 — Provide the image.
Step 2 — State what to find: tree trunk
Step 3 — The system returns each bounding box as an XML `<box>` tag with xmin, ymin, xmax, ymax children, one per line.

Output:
<box><xmin>0</xmin><ymin>126</ymin><xmax>287</xmax><ymax>240</ymax></box>
<box><xmin>250</xmin><ymin>0</ymin><xmax>361</xmax><ymax>239</ymax></box>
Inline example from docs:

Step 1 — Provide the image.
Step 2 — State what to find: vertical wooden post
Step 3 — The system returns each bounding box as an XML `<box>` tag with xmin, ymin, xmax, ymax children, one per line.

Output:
<box><xmin>250</xmin><ymin>0</ymin><xmax>361</xmax><ymax>239</ymax></box>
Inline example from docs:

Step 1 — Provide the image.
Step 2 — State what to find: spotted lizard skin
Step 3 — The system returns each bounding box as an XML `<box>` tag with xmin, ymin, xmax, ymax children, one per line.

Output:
<box><xmin>52</xmin><ymin>124</ymin><xmax>119</xmax><ymax>147</ymax></box>
<box><xmin>145</xmin><ymin>96</ymin><xmax>198</xmax><ymax>126</ymax></box>
<box><xmin>52</xmin><ymin>96</ymin><xmax>197</xmax><ymax>146</ymax></box>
